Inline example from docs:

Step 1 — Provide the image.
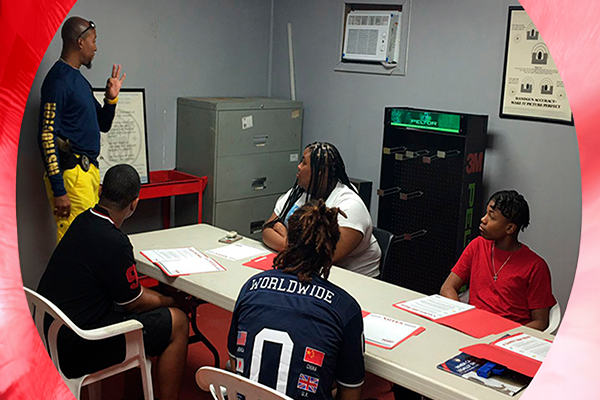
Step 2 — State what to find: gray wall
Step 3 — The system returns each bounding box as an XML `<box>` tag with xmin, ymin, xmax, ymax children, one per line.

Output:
<box><xmin>17</xmin><ymin>0</ymin><xmax>272</xmax><ymax>288</ymax></box>
<box><xmin>18</xmin><ymin>0</ymin><xmax>580</xmax><ymax>317</ymax></box>
<box><xmin>269</xmin><ymin>0</ymin><xmax>580</xmax><ymax>315</ymax></box>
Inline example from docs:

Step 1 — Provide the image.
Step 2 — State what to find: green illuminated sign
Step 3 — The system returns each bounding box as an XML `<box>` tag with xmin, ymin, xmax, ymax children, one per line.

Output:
<box><xmin>390</xmin><ymin>109</ymin><xmax>461</xmax><ymax>133</ymax></box>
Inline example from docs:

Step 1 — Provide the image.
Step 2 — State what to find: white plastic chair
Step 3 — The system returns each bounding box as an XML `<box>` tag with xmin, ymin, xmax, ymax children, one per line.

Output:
<box><xmin>458</xmin><ymin>288</ymin><xmax>470</xmax><ymax>303</ymax></box>
<box><xmin>544</xmin><ymin>302</ymin><xmax>561</xmax><ymax>335</ymax></box>
<box><xmin>24</xmin><ymin>287</ymin><xmax>154</xmax><ymax>400</ymax></box>
<box><xmin>196</xmin><ymin>366</ymin><xmax>293</xmax><ymax>400</ymax></box>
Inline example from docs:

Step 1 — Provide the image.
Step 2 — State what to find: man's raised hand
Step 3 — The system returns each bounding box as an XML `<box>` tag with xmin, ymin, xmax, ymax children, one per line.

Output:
<box><xmin>105</xmin><ymin>64</ymin><xmax>126</xmax><ymax>100</ymax></box>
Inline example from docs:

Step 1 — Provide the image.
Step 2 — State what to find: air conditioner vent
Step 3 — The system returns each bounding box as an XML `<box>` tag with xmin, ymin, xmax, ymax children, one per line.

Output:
<box><xmin>342</xmin><ymin>10</ymin><xmax>401</xmax><ymax>63</ymax></box>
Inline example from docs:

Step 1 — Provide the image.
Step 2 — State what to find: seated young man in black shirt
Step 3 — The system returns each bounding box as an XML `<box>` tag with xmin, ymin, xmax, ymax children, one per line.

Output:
<box><xmin>37</xmin><ymin>164</ymin><xmax>189</xmax><ymax>400</ymax></box>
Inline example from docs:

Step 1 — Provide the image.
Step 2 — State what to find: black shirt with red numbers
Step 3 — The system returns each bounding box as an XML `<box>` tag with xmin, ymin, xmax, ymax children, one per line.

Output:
<box><xmin>38</xmin><ymin>205</ymin><xmax>142</xmax><ymax>329</ymax></box>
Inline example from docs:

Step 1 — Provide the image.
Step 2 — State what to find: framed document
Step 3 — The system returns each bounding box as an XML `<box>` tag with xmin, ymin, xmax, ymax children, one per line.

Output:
<box><xmin>499</xmin><ymin>6</ymin><xmax>573</xmax><ymax>125</ymax></box>
<box><xmin>93</xmin><ymin>88</ymin><xmax>150</xmax><ymax>183</ymax></box>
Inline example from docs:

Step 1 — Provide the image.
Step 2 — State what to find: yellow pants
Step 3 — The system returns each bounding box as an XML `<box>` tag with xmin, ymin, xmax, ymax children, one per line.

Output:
<box><xmin>44</xmin><ymin>164</ymin><xmax>100</xmax><ymax>243</ymax></box>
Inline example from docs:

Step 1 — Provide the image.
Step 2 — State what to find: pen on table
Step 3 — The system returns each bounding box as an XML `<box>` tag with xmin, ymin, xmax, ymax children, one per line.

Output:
<box><xmin>254</xmin><ymin>256</ymin><xmax>268</xmax><ymax>262</ymax></box>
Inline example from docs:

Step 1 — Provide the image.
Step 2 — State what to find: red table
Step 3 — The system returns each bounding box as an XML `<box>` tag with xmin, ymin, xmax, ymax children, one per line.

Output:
<box><xmin>139</xmin><ymin>170</ymin><xmax>208</xmax><ymax>229</ymax></box>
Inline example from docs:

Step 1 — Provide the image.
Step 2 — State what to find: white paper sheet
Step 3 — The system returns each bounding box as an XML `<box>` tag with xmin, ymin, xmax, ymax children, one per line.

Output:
<box><xmin>141</xmin><ymin>247</ymin><xmax>224</xmax><ymax>276</ymax></box>
<box><xmin>395</xmin><ymin>294</ymin><xmax>475</xmax><ymax>320</ymax></box>
<box><xmin>493</xmin><ymin>333</ymin><xmax>551</xmax><ymax>362</ymax></box>
<box><xmin>206</xmin><ymin>243</ymin><xmax>268</xmax><ymax>261</ymax></box>
<box><xmin>363</xmin><ymin>313</ymin><xmax>423</xmax><ymax>349</ymax></box>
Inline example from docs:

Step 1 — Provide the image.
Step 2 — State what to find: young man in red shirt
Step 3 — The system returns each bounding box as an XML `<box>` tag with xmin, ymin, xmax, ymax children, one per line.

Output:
<box><xmin>440</xmin><ymin>190</ymin><xmax>556</xmax><ymax>331</ymax></box>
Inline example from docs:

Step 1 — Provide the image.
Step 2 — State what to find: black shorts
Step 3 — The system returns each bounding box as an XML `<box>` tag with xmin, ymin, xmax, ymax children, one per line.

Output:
<box><xmin>56</xmin><ymin>307</ymin><xmax>172</xmax><ymax>379</ymax></box>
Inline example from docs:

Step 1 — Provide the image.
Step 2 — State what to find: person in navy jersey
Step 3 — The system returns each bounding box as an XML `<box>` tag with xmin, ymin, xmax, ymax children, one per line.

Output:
<box><xmin>440</xmin><ymin>190</ymin><xmax>556</xmax><ymax>331</ymax></box>
<box><xmin>37</xmin><ymin>164</ymin><xmax>189</xmax><ymax>400</ymax></box>
<box><xmin>38</xmin><ymin>16</ymin><xmax>126</xmax><ymax>242</ymax></box>
<box><xmin>228</xmin><ymin>200</ymin><xmax>365</xmax><ymax>400</ymax></box>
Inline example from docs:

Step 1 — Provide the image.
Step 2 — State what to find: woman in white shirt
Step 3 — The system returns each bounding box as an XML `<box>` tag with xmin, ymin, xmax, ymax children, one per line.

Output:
<box><xmin>263</xmin><ymin>142</ymin><xmax>381</xmax><ymax>277</ymax></box>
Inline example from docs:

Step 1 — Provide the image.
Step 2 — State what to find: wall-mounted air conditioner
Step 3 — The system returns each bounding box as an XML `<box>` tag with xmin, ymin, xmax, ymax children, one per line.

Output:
<box><xmin>342</xmin><ymin>10</ymin><xmax>401</xmax><ymax>63</ymax></box>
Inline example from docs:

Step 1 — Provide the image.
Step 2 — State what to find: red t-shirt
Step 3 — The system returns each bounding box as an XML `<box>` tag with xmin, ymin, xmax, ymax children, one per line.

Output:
<box><xmin>452</xmin><ymin>237</ymin><xmax>556</xmax><ymax>325</ymax></box>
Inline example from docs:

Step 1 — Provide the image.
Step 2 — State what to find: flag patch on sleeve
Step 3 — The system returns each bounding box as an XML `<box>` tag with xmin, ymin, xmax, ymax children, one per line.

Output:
<box><xmin>303</xmin><ymin>347</ymin><xmax>325</xmax><ymax>367</ymax></box>
<box><xmin>237</xmin><ymin>331</ymin><xmax>247</xmax><ymax>346</ymax></box>
<box><xmin>236</xmin><ymin>357</ymin><xmax>244</xmax><ymax>373</ymax></box>
<box><xmin>297</xmin><ymin>373</ymin><xmax>319</xmax><ymax>393</ymax></box>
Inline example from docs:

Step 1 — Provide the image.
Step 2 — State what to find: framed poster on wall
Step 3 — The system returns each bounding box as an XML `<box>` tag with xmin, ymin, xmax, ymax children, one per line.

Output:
<box><xmin>499</xmin><ymin>6</ymin><xmax>574</xmax><ymax>125</ymax></box>
<box><xmin>93</xmin><ymin>88</ymin><xmax>150</xmax><ymax>183</ymax></box>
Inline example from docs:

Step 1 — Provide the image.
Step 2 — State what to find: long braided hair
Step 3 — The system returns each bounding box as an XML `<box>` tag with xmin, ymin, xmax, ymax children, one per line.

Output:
<box><xmin>267</xmin><ymin>142</ymin><xmax>355</xmax><ymax>228</ymax></box>
<box><xmin>274</xmin><ymin>200</ymin><xmax>347</xmax><ymax>283</ymax></box>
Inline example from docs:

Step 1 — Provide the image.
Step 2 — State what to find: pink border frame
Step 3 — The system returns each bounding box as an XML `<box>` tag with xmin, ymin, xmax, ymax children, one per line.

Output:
<box><xmin>0</xmin><ymin>0</ymin><xmax>597</xmax><ymax>398</ymax></box>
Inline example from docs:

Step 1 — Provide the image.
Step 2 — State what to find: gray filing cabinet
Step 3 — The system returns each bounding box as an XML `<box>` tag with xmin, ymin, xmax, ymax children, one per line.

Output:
<box><xmin>175</xmin><ymin>97</ymin><xmax>303</xmax><ymax>239</ymax></box>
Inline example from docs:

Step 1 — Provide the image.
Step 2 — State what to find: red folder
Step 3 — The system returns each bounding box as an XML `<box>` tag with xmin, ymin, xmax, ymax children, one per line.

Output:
<box><xmin>393</xmin><ymin>302</ymin><xmax>520</xmax><ymax>338</ymax></box>
<box><xmin>436</xmin><ymin>308</ymin><xmax>520</xmax><ymax>338</ymax></box>
<box><xmin>242</xmin><ymin>253</ymin><xmax>277</xmax><ymax>271</ymax></box>
<box><xmin>460</xmin><ymin>333</ymin><xmax>551</xmax><ymax>377</ymax></box>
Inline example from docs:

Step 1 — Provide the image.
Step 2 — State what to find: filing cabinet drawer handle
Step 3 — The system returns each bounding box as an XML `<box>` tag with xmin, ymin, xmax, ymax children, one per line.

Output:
<box><xmin>253</xmin><ymin>135</ymin><xmax>269</xmax><ymax>147</ymax></box>
<box><xmin>252</xmin><ymin>177</ymin><xmax>267</xmax><ymax>191</ymax></box>
<box><xmin>250</xmin><ymin>220</ymin><xmax>265</xmax><ymax>235</ymax></box>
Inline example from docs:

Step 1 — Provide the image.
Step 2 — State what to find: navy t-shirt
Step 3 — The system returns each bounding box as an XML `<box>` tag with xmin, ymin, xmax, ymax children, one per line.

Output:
<box><xmin>38</xmin><ymin>61</ymin><xmax>116</xmax><ymax>196</ymax></box>
<box><xmin>228</xmin><ymin>269</ymin><xmax>365</xmax><ymax>400</ymax></box>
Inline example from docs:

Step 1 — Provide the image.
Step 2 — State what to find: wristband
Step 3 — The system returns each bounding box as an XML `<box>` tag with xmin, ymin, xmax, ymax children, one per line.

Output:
<box><xmin>105</xmin><ymin>95</ymin><xmax>119</xmax><ymax>105</ymax></box>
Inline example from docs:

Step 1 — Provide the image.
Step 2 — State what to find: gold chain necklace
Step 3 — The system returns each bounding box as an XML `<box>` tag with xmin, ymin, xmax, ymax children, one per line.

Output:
<box><xmin>491</xmin><ymin>244</ymin><xmax>514</xmax><ymax>282</ymax></box>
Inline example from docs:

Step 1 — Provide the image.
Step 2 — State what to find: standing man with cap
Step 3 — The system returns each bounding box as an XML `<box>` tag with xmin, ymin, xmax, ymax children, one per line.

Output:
<box><xmin>38</xmin><ymin>16</ymin><xmax>126</xmax><ymax>242</ymax></box>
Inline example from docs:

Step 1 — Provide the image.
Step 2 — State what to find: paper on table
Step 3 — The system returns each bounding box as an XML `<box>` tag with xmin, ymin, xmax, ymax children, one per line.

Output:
<box><xmin>140</xmin><ymin>247</ymin><xmax>225</xmax><ymax>276</ymax></box>
<box><xmin>395</xmin><ymin>294</ymin><xmax>475</xmax><ymax>320</ymax></box>
<box><xmin>206</xmin><ymin>243</ymin><xmax>269</xmax><ymax>261</ymax></box>
<box><xmin>493</xmin><ymin>333</ymin><xmax>551</xmax><ymax>362</ymax></box>
<box><xmin>363</xmin><ymin>313</ymin><xmax>424</xmax><ymax>349</ymax></box>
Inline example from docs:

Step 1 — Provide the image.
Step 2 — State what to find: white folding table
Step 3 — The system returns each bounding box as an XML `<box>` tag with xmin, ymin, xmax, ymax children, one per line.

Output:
<box><xmin>130</xmin><ymin>224</ymin><xmax>554</xmax><ymax>400</ymax></box>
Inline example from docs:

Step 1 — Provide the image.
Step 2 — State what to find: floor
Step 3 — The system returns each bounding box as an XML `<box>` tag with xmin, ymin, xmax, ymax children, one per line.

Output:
<box><xmin>180</xmin><ymin>304</ymin><xmax>232</xmax><ymax>399</ymax></box>
<box><xmin>96</xmin><ymin>303</ymin><xmax>232</xmax><ymax>400</ymax></box>
<box><xmin>92</xmin><ymin>303</ymin><xmax>397</xmax><ymax>400</ymax></box>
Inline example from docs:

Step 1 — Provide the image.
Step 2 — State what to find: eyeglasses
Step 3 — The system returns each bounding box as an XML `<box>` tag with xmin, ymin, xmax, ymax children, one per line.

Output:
<box><xmin>77</xmin><ymin>20</ymin><xmax>96</xmax><ymax>41</ymax></box>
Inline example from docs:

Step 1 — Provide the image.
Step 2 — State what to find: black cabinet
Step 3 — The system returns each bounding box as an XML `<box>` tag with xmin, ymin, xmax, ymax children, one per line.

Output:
<box><xmin>377</xmin><ymin>108</ymin><xmax>487</xmax><ymax>294</ymax></box>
